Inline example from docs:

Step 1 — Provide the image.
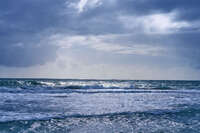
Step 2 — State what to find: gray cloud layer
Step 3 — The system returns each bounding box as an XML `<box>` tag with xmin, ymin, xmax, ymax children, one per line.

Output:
<box><xmin>0</xmin><ymin>0</ymin><xmax>200</xmax><ymax>70</ymax></box>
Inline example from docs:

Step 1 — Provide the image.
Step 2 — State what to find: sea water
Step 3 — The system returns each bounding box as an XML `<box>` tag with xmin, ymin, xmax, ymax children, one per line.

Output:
<box><xmin>0</xmin><ymin>79</ymin><xmax>200</xmax><ymax>133</ymax></box>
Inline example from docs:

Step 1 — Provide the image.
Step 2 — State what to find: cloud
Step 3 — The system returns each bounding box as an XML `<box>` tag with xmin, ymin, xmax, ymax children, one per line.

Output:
<box><xmin>0</xmin><ymin>35</ymin><xmax>58</xmax><ymax>67</ymax></box>
<box><xmin>0</xmin><ymin>0</ymin><xmax>200</xmax><ymax>79</ymax></box>
<box><xmin>50</xmin><ymin>34</ymin><xmax>166</xmax><ymax>56</ymax></box>
<box><xmin>0</xmin><ymin>0</ymin><xmax>63</xmax><ymax>67</ymax></box>
<box><xmin>119</xmin><ymin>12</ymin><xmax>190</xmax><ymax>34</ymax></box>
<box><xmin>68</xmin><ymin>0</ymin><xmax>102</xmax><ymax>13</ymax></box>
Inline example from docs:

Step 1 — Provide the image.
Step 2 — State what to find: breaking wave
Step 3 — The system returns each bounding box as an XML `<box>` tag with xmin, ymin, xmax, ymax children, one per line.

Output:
<box><xmin>1</xmin><ymin>79</ymin><xmax>200</xmax><ymax>132</ymax></box>
<box><xmin>0</xmin><ymin>79</ymin><xmax>200</xmax><ymax>90</ymax></box>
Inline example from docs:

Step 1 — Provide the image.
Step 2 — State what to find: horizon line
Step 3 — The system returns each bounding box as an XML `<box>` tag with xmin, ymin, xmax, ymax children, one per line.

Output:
<box><xmin>0</xmin><ymin>77</ymin><xmax>199</xmax><ymax>82</ymax></box>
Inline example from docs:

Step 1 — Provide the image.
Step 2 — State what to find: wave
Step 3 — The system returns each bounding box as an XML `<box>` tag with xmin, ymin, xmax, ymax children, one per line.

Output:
<box><xmin>1</xmin><ymin>106</ymin><xmax>200</xmax><ymax>122</ymax></box>
<box><xmin>0</xmin><ymin>79</ymin><xmax>200</xmax><ymax>90</ymax></box>
<box><xmin>1</xmin><ymin>108</ymin><xmax>200</xmax><ymax>133</ymax></box>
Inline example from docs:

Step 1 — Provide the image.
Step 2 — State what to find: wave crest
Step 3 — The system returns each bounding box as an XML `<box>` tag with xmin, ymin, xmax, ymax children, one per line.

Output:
<box><xmin>0</xmin><ymin>79</ymin><xmax>200</xmax><ymax>90</ymax></box>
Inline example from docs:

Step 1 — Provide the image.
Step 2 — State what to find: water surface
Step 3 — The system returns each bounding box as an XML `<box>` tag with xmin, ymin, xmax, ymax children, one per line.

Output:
<box><xmin>0</xmin><ymin>79</ymin><xmax>200</xmax><ymax>133</ymax></box>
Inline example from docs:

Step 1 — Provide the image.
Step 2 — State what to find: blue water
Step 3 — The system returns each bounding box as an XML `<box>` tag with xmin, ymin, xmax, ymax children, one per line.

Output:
<box><xmin>0</xmin><ymin>79</ymin><xmax>200</xmax><ymax>133</ymax></box>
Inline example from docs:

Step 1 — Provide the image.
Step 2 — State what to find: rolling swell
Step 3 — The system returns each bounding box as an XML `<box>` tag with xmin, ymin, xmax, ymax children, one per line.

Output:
<box><xmin>0</xmin><ymin>79</ymin><xmax>200</xmax><ymax>90</ymax></box>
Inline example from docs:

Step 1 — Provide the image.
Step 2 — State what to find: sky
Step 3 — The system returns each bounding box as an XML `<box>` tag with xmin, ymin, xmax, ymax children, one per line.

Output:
<box><xmin>0</xmin><ymin>0</ymin><xmax>200</xmax><ymax>80</ymax></box>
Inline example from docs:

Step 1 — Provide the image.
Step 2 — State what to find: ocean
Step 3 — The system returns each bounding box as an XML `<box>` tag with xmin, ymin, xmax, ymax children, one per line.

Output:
<box><xmin>0</xmin><ymin>79</ymin><xmax>200</xmax><ymax>133</ymax></box>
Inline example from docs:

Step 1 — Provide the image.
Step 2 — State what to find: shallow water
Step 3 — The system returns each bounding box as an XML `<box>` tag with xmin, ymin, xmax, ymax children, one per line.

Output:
<box><xmin>0</xmin><ymin>79</ymin><xmax>200</xmax><ymax>133</ymax></box>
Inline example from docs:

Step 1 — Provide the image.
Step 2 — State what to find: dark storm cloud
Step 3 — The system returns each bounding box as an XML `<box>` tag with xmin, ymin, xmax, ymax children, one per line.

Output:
<box><xmin>72</xmin><ymin>0</ymin><xmax>200</xmax><ymax>22</ymax></box>
<box><xmin>115</xmin><ymin>0</ymin><xmax>200</xmax><ymax>21</ymax></box>
<box><xmin>0</xmin><ymin>0</ymin><xmax>200</xmax><ymax>67</ymax></box>
<box><xmin>0</xmin><ymin>0</ymin><xmax>124</xmax><ymax>67</ymax></box>
<box><xmin>0</xmin><ymin>0</ymin><xmax>64</xmax><ymax>67</ymax></box>
<box><xmin>64</xmin><ymin>0</ymin><xmax>200</xmax><ymax>34</ymax></box>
